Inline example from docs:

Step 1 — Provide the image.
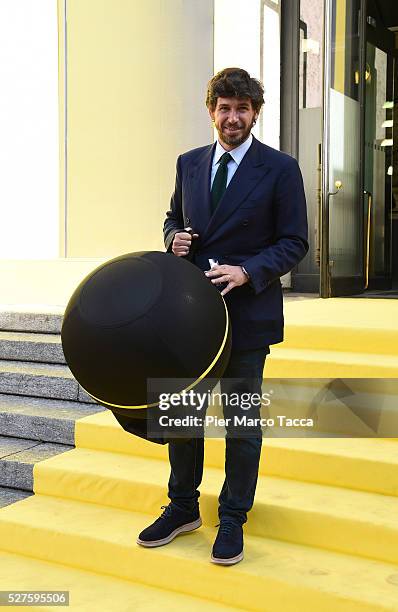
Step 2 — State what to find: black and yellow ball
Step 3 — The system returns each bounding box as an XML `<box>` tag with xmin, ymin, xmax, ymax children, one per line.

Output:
<box><xmin>61</xmin><ymin>251</ymin><xmax>231</xmax><ymax>420</ymax></box>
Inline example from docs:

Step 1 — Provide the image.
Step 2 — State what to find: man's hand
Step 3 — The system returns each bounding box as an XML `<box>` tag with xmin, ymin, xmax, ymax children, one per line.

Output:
<box><xmin>172</xmin><ymin>227</ymin><xmax>199</xmax><ymax>257</ymax></box>
<box><xmin>205</xmin><ymin>264</ymin><xmax>248</xmax><ymax>296</ymax></box>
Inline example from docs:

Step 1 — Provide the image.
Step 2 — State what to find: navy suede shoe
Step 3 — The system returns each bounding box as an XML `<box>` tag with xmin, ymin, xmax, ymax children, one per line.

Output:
<box><xmin>211</xmin><ymin>521</ymin><xmax>244</xmax><ymax>565</ymax></box>
<box><xmin>137</xmin><ymin>504</ymin><xmax>201</xmax><ymax>547</ymax></box>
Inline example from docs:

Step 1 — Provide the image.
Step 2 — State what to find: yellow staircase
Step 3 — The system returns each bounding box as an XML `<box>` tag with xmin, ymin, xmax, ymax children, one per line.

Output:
<box><xmin>265</xmin><ymin>298</ymin><xmax>398</xmax><ymax>378</ymax></box>
<box><xmin>1</xmin><ymin>412</ymin><xmax>398</xmax><ymax>610</ymax></box>
<box><xmin>1</xmin><ymin>298</ymin><xmax>398</xmax><ymax>611</ymax></box>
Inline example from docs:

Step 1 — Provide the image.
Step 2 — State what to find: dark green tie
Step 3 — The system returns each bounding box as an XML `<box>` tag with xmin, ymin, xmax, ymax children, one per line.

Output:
<box><xmin>210</xmin><ymin>152</ymin><xmax>232</xmax><ymax>214</ymax></box>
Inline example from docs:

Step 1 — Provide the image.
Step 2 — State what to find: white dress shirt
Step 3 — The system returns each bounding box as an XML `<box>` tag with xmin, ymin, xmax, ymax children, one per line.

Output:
<box><xmin>210</xmin><ymin>133</ymin><xmax>253</xmax><ymax>190</ymax></box>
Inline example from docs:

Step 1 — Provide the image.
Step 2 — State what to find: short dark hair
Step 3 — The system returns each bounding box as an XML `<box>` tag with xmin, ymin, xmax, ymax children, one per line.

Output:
<box><xmin>205</xmin><ymin>67</ymin><xmax>264</xmax><ymax>113</ymax></box>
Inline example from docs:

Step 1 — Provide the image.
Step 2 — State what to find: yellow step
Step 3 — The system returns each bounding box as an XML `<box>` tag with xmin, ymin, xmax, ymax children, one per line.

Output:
<box><xmin>283</xmin><ymin>298</ymin><xmax>398</xmax><ymax>335</ymax></box>
<box><xmin>76</xmin><ymin>411</ymin><xmax>398</xmax><ymax>496</ymax></box>
<box><xmin>264</xmin><ymin>347</ymin><xmax>398</xmax><ymax>378</ymax></box>
<box><xmin>282</xmin><ymin>323</ymin><xmax>398</xmax><ymax>355</ymax></box>
<box><xmin>0</xmin><ymin>550</ymin><xmax>238</xmax><ymax>611</ymax></box>
<box><xmin>281</xmin><ymin>298</ymin><xmax>398</xmax><ymax>357</ymax></box>
<box><xmin>269</xmin><ymin>298</ymin><xmax>398</xmax><ymax>377</ymax></box>
<box><xmin>1</xmin><ymin>494</ymin><xmax>398</xmax><ymax>612</ymax></box>
<box><xmin>33</xmin><ymin>447</ymin><xmax>398</xmax><ymax>565</ymax></box>
<box><xmin>263</xmin><ymin>378</ymin><xmax>398</xmax><ymax>437</ymax></box>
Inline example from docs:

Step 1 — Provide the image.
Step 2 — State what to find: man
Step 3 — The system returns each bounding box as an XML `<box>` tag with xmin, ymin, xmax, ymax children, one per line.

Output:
<box><xmin>136</xmin><ymin>68</ymin><xmax>308</xmax><ymax>564</ymax></box>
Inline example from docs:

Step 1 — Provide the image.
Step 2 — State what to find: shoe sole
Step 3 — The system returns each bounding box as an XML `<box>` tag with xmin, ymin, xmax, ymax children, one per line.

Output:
<box><xmin>136</xmin><ymin>517</ymin><xmax>202</xmax><ymax>548</ymax></box>
<box><xmin>210</xmin><ymin>551</ymin><xmax>244</xmax><ymax>565</ymax></box>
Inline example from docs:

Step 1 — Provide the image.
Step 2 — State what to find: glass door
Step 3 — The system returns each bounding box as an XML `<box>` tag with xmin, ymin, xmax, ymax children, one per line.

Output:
<box><xmin>321</xmin><ymin>0</ymin><xmax>365</xmax><ymax>296</ymax></box>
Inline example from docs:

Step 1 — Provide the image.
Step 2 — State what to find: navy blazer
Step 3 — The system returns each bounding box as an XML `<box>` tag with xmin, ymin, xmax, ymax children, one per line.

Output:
<box><xmin>163</xmin><ymin>135</ymin><xmax>309</xmax><ymax>350</ymax></box>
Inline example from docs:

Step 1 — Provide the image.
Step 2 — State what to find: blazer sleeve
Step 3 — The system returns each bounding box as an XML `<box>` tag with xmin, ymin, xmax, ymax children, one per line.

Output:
<box><xmin>163</xmin><ymin>155</ymin><xmax>184</xmax><ymax>252</ymax></box>
<box><xmin>242</xmin><ymin>157</ymin><xmax>309</xmax><ymax>295</ymax></box>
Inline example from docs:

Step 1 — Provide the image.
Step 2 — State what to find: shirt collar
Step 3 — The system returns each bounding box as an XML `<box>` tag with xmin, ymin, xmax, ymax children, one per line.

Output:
<box><xmin>214</xmin><ymin>133</ymin><xmax>253</xmax><ymax>166</ymax></box>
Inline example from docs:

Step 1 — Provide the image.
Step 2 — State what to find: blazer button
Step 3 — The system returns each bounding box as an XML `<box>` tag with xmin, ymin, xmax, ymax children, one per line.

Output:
<box><xmin>186</xmin><ymin>217</ymin><xmax>191</xmax><ymax>224</ymax></box>
<box><xmin>242</xmin><ymin>220</ymin><xmax>249</xmax><ymax>227</ymax></box>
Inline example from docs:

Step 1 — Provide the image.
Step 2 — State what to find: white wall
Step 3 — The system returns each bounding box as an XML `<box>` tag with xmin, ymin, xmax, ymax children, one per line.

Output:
<box><xmin>0</xmin><ymin>0</ymin><xmax>59</xmax><ymax>259</ymax></box>
<box><xmin>262</xmin><ymin>2</ymin><xmax>280</xmax><ymax>149</ymax></box>
<box><xmin>64</xmin><ymin>0</ymin><xmax>214</xmax><ymax>257</ymax></box>
<box><xmin>214</xmin><ymin>0</ymin><xmax>261</xmax><ymax>77</ymax></box>
<box><xmin>214</xmin><ymin>0</ymin><xmax>280</xmax><ymax>149</ymax></box>
<box><xmin>214</xmin><ymin>0</ymin><xmax>261</xmax><ymax>142</ymax></box>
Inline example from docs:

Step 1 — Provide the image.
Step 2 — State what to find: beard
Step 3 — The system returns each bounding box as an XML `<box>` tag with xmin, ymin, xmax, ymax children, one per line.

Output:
<box><xmin>216</xmin><ymin>121</ymin><xmax>255</xmax><ymax>148</ymax></box>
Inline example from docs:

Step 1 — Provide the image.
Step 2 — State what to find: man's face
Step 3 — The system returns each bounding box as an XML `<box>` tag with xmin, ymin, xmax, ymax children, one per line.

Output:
<box><xmin>209</xmin><ymin>96</ymin><xmax>258</xmax><ymax>150</ymax></box>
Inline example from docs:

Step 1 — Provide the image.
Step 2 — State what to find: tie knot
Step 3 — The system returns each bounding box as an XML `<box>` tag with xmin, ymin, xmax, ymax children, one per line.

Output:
<box><xmin>218</xmin><ymin>152</ymin><xmax>232</xmax><ymax>166</ymax></box>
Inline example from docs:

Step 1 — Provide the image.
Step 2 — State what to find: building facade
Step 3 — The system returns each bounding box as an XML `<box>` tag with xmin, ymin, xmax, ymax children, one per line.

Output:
<box><xmin>0</xmin><ymin>0</ymin><xmax>396</xmax><ymax>302</ymax></box>
<box><xmin>286</xmin><ymin>0</ymin><xmax>398</xmax><ymax>298</ymax></box>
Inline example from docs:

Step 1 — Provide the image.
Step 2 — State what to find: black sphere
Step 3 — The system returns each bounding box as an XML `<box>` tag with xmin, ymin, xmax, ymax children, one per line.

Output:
<box><xmin>61</xmin><ymin>252</ymin><xmax>231</xmax><ymax>414</ymax></box>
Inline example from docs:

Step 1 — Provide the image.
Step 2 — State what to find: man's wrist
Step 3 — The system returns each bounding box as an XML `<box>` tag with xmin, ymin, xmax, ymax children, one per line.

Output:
<box><xmin>241</xmin><ymin>266</ymin><xmax>251</xmax><ymax>282</ymax></box>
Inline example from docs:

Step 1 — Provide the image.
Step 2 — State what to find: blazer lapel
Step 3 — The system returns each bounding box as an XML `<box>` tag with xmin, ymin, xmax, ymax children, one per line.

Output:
<box><xmin>203</xmin><ymin>136</ymin><xmax>271</xmax><ymax>239</ymax></box>
<box><xmin>185</xmin><ymin>143</ymin><xmax>215</xmax><ymax>237</ymax></box>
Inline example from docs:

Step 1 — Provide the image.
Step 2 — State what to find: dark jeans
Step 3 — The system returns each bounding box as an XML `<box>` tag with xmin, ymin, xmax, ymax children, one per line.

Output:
<box><xmin>168</xmin><ymin>346</ymin><xmax>270</xmax><ymax>525</ymax></box>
